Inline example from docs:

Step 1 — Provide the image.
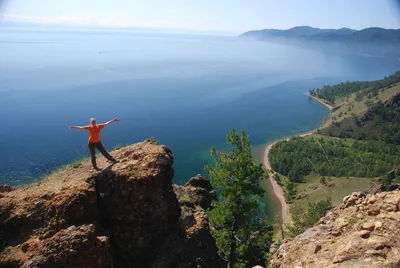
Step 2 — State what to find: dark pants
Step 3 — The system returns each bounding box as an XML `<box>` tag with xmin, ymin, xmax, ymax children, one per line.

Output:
<box><xmin>88</xmin><ymin>142</ymin><xmax>114</xmax><ymax>168</ymax></box>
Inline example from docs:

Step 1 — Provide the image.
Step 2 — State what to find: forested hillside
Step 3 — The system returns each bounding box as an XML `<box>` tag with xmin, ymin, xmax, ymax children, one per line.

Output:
<box><xmin>321</xmin><ymin>92</ymin><xmax>400</xmax><ymax>143</ymax></box>
<box><xmin>269</xmin><ymin>71</ymin><xmax>400</xmax><ymax>207</ymax></box>
<box><xmin>309</xmin><ymin>71</ymin><xmax>400</xmax><ymax>105</ymax></box>
<box><xmin>269</xmin><ymin>135</ymin><xmax>400</xmax><ymax>179</ymax></box>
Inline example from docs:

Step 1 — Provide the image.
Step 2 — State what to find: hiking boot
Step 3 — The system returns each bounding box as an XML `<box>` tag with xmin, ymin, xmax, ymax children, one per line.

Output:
<box><xmin>91</xmin><ymin>167</ymin><xmax>101</xmax><ymax>172</ymax></box>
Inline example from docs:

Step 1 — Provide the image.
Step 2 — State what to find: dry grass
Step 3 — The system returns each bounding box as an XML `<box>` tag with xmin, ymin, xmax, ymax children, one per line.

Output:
<box><xmin>294</xmin><ymin>172</ymin><xmax>376</xmax><ymax>209</ymax></box>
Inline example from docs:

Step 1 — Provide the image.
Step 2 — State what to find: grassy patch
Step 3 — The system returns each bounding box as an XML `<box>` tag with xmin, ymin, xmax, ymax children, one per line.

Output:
<box><xmin>293</xmin><ymin>172</ymin><xmax>375</xmax><ymax>209</ymax></box>
<box><xmin>129</xmin><ymin>168</ymin><xmax>137</xmax><ymax>176</ymax></box>
<box><xmin>346</xmin><ymin>216</ymin><xmax>358</xmax><ymax>226</ymax></box>
<box><xmin>146</xmin><ymin>137</ymin><xmax>160</xmax><ymax>145</ymax></box>
<box><xmin>71</xmin><ymin>162</ymin><xmax>82</xmax><ymax>169</ymax></box>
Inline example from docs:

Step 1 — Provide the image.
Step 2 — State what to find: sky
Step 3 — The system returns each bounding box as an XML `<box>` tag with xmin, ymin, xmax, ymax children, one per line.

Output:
<box><xmin>1</xmin><ymin>0</ymin><xmax>400</xmax><ymax>34</ymax></box>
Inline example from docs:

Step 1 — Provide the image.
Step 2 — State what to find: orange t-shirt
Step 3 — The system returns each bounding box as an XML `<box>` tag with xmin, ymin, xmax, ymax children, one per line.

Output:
<box><xmin>83</xmin><ymin>124</ymin><xmax>106</xmax><ymax>143</ymax></box>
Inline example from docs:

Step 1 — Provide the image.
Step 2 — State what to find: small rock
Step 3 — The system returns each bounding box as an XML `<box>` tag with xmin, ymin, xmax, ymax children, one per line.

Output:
<box><xmin>366</xmin><ymin>236</ymin><xmax>386</xmax><ymax>248</ymax></box>
<box><xmin>330</xmin><ymin>230</ymin><xmax>341</xmax><ymax>237</ymax></box>
<box><xmin>293</xmin><ymin>261</ymin><xmax>305</xmax><ymax>268</ymax></box>
<box><xmin>343</xmin><ymin>239</ymin><xmax>362</xmax><ymax>252</ymax></box>
<box><xmin>358</xmin><ymin>230</ymin><xmax>370</xmax><ymax>239</ymax></box>
<box><xmin>374</xmin><ymin>221</ymin><xmax>382</xmax><ymax>229</ymax></box>
<box><xmin>0</xmin><ymin>185</ymin><xmax>14</xmax><ymax>192</ymax></box>
<box><xmin>333</xmin><ymin>255</ymin><xmax>348</xmax><ymax>264</ymax></box>
<box><xmin>39</xmin><ymin>230</ymin><xmax>56</xmax><ymax>240</ymax></box>
<box><xmin>361</xmin><ymin>222</ymin><xmax>375</xmax><ymax>231</ymax></box>
<box><xmin>365</xmin><ymin>249</ymin><xmax>385</xmax><ymax>257</ymax></box>
<box><xmin>308</xmin><ymin>243</ymin><xmax>322</xmax><ymax>254</ymax></box>
<box><xmin>367</xmin><ymin>196</ymin><xmax>376</xmax><ymax>204</ymax></box>
<box><xmin>367</xmin><ymin>206</ymin><xmax>380</xmax><ymax>216</ymax></box>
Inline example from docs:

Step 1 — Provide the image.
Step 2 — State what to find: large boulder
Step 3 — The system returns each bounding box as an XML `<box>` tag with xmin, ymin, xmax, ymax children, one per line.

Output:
<box><xmin>0</xmin><ymin>140</ymin><xmax>224</xmax><ymax>268</ymax></box>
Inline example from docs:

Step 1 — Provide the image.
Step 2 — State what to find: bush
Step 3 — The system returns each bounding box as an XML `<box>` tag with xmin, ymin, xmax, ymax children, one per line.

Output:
<box><xmin>287</xmin><ymin>198</ymin><xmax>332</xmax><ymax>237</ymax></box>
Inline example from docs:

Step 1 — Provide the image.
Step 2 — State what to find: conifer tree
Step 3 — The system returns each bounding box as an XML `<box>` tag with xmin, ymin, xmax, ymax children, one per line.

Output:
<box><xmin>206</xmin><ymin>129</ymin><xmax>273</xmax><ymax>268</ymax></box>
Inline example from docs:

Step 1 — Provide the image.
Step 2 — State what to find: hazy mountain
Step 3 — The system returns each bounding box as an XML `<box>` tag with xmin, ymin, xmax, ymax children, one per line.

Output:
<box><xmin>240</xmin><ymin>26</ymin><xmax>357</xmax><ymax>39</ymax></box>
<box><xmin>240</xmin><ymin>26</ymin><xmax>400</xmax><ymax>58</ymax></box>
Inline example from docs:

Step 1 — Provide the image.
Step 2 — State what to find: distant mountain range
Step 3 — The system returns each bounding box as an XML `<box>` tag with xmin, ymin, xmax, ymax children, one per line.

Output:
<box><xmin>240</xmin><ymin>26</ymin><xmax>400</xmax><ymax>58</ymax></box>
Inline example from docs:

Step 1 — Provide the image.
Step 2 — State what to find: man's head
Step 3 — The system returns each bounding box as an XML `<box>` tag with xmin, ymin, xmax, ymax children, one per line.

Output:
<box><xmin>90</xmin><ymin>118</ymin><xmax>96</xmax><ymax>126</ymax></box>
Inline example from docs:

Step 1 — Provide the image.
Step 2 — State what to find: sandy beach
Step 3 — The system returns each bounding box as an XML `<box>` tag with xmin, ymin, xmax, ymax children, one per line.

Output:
<box><xmin>263</xmin><ymin>93</ymin><xmax>336</xmax><ymax>222</ymax></box>
<box><xmin>307</xmin><ymin>93</ymin><xmax>335</xmax><ymax>111</ymax></box>
<box><xmin>261</xmin><ymin>92</ymin><xmax>337</xmax><ymax>222</ymax></box>
<box><xmin>263</xmin><ymin>93</ymin><xmax>335</xmax><ymax>222</ymax></box>
<box><xmin>263</xmin><ymin>131</ymin><xmax>314</xmax><ymax>221</ymax></box>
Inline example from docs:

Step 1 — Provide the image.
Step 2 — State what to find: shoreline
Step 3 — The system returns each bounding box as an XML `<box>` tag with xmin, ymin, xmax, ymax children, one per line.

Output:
<box><xmin>264</xmin><ymin>93</ymin><xmax>335</xmax><ymax>222</ymax></box>
<box><xmin>263</xmin><ymin>131</ymin><xmax>315</xmax><ymax>222</ymax></box>
<box><xmin>307</xmin><ymin>93</ymin><xmax>335</xmax><ymax>111</ymax></box>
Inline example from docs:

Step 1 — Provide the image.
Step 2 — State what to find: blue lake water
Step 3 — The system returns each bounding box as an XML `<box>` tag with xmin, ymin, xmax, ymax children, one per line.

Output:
<box><xmin>1</xmin><ymin>26</ymin><xmax>400</xmax><ymax>195</ymax></box>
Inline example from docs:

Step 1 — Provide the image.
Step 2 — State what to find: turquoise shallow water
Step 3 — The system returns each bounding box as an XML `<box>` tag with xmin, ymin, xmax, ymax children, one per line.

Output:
<box><xmin>1</xmin><ymin>26</ymin><xmax>400</xmax><ymax>219</ymax></box>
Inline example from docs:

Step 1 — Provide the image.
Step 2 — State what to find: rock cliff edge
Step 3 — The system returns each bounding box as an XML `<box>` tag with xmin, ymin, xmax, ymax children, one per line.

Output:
<box><xmin>0</xmin><ymin>140</ymin><xmax>225</xmax><ymax>268</ymax></box>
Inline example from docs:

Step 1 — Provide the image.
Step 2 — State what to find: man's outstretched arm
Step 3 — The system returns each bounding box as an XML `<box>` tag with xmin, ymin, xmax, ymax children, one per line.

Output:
<box><xmin>103</xmin><ymin>118</ymin><xmax>120</xmax><ymax>126</ymax></box>
<box><xmin>68</xmin><ymin>126</ymin><xmax>86</xmax><ymax>130</ymax></box>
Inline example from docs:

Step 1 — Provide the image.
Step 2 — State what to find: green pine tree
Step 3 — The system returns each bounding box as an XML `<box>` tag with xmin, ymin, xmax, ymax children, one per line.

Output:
<box><xmin>206</xmin><ymin>129</ymin><xmax>273</xmax><ymax>268</ymax></box>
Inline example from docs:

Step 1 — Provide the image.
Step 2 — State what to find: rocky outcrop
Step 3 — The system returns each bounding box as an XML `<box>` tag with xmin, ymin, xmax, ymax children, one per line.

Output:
<box><xmin>270</xmin><ymin>189</ymin><xmax>400</xmax><ymax>268</ymax></box>
<box><xmin>0</xmin><ymin>141</ymin><xmax>224</xmax><ymax>268</ymax></box>
<box><xmin>174</xmin><ymin>174</ymin><xmax>217</xmax><ymax>210</ymax></box>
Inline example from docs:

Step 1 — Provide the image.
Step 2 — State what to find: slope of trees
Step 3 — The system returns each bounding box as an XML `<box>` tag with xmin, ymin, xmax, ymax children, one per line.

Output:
<box><xmin>206</xmin><ymin>129</ymin><xmax>273</xmax><ymax>268</ymax></box>
<box><xmin>322</xmin><ymin>93</ymin><xmax>400</xmax><ymax>144</ymax></box>
<box><xmin>309</xmin><ymin>71</ymin><xmax>400</xmax><ymax>104</ymax></box>
<box><xmin>369</xmin><ymin>94</ymin><xmax>400</xmax><ymax>144</ymax></box>
<box><xmin>269</xmin><ymin>136</ymin><xmax>400</xmax><ymax>181</ymax></box>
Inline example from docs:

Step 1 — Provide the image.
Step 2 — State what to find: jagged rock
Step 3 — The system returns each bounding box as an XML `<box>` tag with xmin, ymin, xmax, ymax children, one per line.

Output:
<box><xmin>358</xmin><ymin>230</ymin><xmax>370</xmax><ymax>238</ymax></box>
<box><xmin>0</xmin><ymin>141</ymin><xmax>225</xmax><ymax>268</ymax></box>
<box><xmin>270</xmin><ymin>190</ymin><xmax>400</xmax><ymax>268</ymax></box>
<box><xmin>367</xmin><ymin>205</ymin><xmax>380</xmax><ymax>216</ymax></box>
<box><xmin>22</xmin><ymin>224</ymin><xmax>112</xmax><ymax>268</ymax></box>
<box><xmin>307</xmin><ymin>243</ymin><xmax>322</xmax><ymax>254</ymax></box>
<box><xmin>174</xmin><ymin>175</ymin><xmax>217</xmax><ymax>210</ymax></box>
<box><xmin>0</xmin><ymin>185</ymin><xmax>13</xmax><ymax>193</ymax></box>
<box><xmin>184</xmin><ymin>174</ymin><xmax>212</xmax><ymax>191</ymax></box>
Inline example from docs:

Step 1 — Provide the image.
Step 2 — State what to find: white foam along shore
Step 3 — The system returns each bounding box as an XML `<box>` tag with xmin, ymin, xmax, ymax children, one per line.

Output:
<box><xmin>264</xmin><ymin>94</ymin><xmax>335</xmax><ymax>222</ymax></box>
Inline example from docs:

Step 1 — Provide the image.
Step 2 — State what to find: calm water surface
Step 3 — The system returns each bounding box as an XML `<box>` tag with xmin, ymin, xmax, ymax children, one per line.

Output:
<box><xmin>1</xmin><ymin>26</ymin><xmax>400</xmax><ymax>219</ymax></box>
